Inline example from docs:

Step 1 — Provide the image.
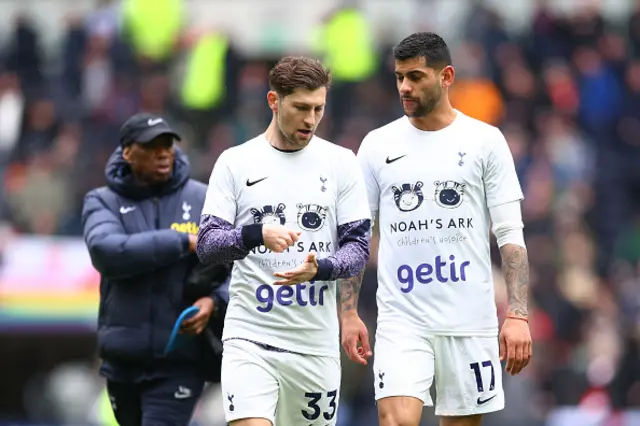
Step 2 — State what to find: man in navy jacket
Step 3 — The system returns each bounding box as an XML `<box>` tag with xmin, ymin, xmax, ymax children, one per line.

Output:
<box><xmin>82</xmin><ymin>113</ymin><xmax>228</xmax><ymax>426</ymax></box>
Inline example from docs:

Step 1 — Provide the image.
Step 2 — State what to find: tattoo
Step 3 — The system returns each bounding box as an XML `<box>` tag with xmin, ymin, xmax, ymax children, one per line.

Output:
<box><xmin>499</xmin><ymin>244</ymin><xmax>530</xmax><ymax>317</ymax></box>
<box><xmin>338</xmin><ymin>269</ymin><xmax>364</xmax><ymax>316</ymax></box>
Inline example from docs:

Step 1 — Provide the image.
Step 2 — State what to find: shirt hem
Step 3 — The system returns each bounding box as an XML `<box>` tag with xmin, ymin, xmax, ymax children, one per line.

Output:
<box><xmin>222</xmin><ymin>329</ymin><xmax>340</xmax><ymax>358</ymax></box>
<box><xmin>377</xmin><ymin>321</ymin><xmax>498</xmax><ymax>337</ymax></box>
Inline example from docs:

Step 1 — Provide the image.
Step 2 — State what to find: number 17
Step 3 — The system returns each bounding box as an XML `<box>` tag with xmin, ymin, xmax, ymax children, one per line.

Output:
<box><xmin>470</xmin><ymin>360</ymin><xmax>495</xmax><ymax>393</ymax></box>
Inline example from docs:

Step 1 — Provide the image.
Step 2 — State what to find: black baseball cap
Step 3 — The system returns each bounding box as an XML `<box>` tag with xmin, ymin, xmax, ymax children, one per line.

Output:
<box><xmin>119</xmin><ymin>112</ymin><xmax>182</xmax><ymax>146</ymax></box>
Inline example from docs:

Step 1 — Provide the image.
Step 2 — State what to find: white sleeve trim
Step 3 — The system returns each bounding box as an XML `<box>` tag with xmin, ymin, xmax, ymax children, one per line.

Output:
<box><xmin>489</xmin><ymin>200</ymin><xmax>526</xmax><ymax>249</ymax></box>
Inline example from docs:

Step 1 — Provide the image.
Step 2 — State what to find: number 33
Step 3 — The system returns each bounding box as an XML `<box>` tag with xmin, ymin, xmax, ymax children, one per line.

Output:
<box><xmin>302</xmin><ymin>390</ymin><xmax>338</xmax><ymax>421</ymax></box>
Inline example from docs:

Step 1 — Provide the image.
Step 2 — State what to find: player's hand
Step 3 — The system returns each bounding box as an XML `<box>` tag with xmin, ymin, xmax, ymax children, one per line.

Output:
<box><xmin>188</xmin><ymin>234</ymin><xmax>197</xmax><ymax>253</ymax></box>
<box><xmin>180</xmin><ymin>297</ymin><xmax>215</xmax><ymax>335</ymax></box>
<box><xmin>499</xmin><ymin>316</ymin><xmax>532</xmax><ymax>376</ymax></box>
<box><xmin>340</xmin><ymin>312</ymin><xmax>372</xmax><ymax>365</ymax></box>
<box><xmin>262</xmin><ymin>224</ymin><xmax>301</xmax><ymax>253</ymax></box>
<box><xmin>273</xmin><ymin>252</ymin><xmax>318</xmax><ymax>285</ymax></box>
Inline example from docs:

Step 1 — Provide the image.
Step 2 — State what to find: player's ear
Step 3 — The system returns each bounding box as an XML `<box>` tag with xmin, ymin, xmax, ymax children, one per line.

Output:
<box><xmin>122</xmin><ymin>145</ymin><xmax>132</xmax><ymax>162</ymax></box>
<box><xmin>267</xmin><ymin>91</ymin><xmax>279</xmax><ymax>112</ymax></box>
<box><xmin>441</xmin><ymin>65</ymin><xmax>455</xmax><ymax>88</ymax></box>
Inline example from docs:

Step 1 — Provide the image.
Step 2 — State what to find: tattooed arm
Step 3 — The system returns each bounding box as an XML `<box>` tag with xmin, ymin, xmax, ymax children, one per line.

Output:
<box><xmin>499</xmin><ymin>244</ymin><xmax>530</xmax><ymax>317</ymax></box>
<box><xmin>491</xmin><ymin>201</ymin><xmax>532</xmax><ymax>375</ymax></box>
<box><xmin>338</xmin><ymin>269</ymin><xmax>365</xmax><ymax>319</ymax></box>
<box><xmin>337</xmin><ymin>220</ymin><xmax>372</xmax><ymax>365</ymax></box>
<box><xmin>498</xmin><ymin>241</ymin><xmax>532</xmax><ymax>375</ymax></box>
<box><xmin>490</xmin><ymin>201</ymin><xmax>529</xmax><ymax>316</ymax></box>
<box><xmin>338</xmin><ymin>268</ymin><xmax>371</xmax><ymax>365</ymax></box>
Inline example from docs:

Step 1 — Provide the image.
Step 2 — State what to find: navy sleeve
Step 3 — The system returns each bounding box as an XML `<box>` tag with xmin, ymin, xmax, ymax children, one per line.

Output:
<box><xmin>82</xmin><ymin>190</ymin><xmax>190</xmax><ymax>279</ymax></box>
<box><xmin>314</xmin><ymin>219</ymin><xmax>371</xmax><ymax>281</ymax></box>
<box><xmin>184</xmin><ymin>260</ymin><xmax>231</xmax><ymax>302</ymax></box>
<box><xmin>210</xmin><ymin>277</ymin><xmax>230</xmax><ymax>319</ymax></box>
<box><xmin>196</xmin><ymin>214</ymin><xmax>264</xmax><ymax>265</ymax></box>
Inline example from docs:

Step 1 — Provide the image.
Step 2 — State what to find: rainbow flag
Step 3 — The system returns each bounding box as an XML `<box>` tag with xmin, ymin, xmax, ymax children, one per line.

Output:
<box><xmin>0</xmin><ymin>236</ymin><xmax>100</xmax><ymax>330</ymax></box>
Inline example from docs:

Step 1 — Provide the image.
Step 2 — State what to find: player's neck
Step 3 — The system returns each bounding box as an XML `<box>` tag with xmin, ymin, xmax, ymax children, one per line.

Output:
<box><xmin>264</xmin><ymin>120</ymin><xmax>307</xmax><ymax>151</ymax></box>
<box><xmin>409</xmin><ymin>101</ymin><xmax>457</xmax><ymax>132</ymax></box>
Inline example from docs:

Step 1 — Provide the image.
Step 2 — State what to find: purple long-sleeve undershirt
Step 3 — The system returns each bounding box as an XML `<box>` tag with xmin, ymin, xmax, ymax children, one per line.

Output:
<box><xmin>196</xmin><ymin>215</ymin><xmax>252</xmax><ymax>265</ymax></box>
<box><xmin>196</xmin><ymin>214</ymin><xmax>371</xmax><ymax>281</ymax></box>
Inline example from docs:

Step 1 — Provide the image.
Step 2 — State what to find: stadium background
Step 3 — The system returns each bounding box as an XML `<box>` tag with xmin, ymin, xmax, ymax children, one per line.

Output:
<box><xmin>0</xmin><ymin>0</ymin><xmax>639</xmax><ymax>424</ymax></box>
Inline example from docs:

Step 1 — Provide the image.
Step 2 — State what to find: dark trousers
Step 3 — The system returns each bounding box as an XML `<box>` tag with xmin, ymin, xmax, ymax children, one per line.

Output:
<box><xmin>106</xmin><ymin>374</ymin><xmax>205</xmax><ymax>426</ymax></box>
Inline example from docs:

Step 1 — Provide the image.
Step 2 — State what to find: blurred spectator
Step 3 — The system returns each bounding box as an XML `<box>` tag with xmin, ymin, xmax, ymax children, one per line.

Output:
<box><xmin>449</xmin><ymin>41</ymin><xmax>504</xmax><ymax>125</ymax></box>
<box><xmin>0</xmin><ymin>70</ymin><xmax>24</xmax><ymax>162</ymax></box>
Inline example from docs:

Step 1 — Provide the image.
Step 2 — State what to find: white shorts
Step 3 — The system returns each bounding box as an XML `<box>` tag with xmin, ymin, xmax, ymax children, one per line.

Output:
<box><xmin>373</xmin><ymin>325</ymin><xmax>505</xmax><ymax>417</ymax></box>
<box><xmin>221</xmin><ymin>338</ymin><xmax>341</xmax><ymax>425</ymax></box>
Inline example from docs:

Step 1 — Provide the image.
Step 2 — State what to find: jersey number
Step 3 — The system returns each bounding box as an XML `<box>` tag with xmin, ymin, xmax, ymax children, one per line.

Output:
<box><xmin>301</xmin><ymin>390</ymin><xmax>337</xmax><ymax>421</ymax></box>
<box><xmin>470</xmin><ymin>360</ymin><xmax>495</xmax><ymax>393</ymax></box>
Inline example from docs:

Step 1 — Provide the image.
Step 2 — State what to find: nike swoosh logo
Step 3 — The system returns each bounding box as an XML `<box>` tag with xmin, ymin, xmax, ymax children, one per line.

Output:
<box><xmin>386</xmin><ymin>155</ymin><xmax>406</xmax><ymax>164</ymax></box>
<box><xmin>477</xmin><ymin>394</ymin><xmax>497</xmax><ymax>405</ymax></box>
<box><xmin>246</xmin><ymin>177</ymin><xmax>268</xmax><ymax>186</ymax></box>
<box><xmin>174</xmin><ymin>386</ymin><xmax>192</xmax><ymax>399</ymax></box>
<box><xmin>148</xmin><ymin>118</ymin><xmax>163</xmax><ymax>126</ymax></box>
<box><xmin>119</xmin><ymin>206</ymin><xmax>136</xmax><ymax>214</ymax></box>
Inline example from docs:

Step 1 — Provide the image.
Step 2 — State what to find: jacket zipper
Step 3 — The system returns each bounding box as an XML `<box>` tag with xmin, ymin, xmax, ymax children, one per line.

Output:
<box><xmin>154</xmin><ymin>197</ymin><xmax>160</xmax><ymax>229</ymax></box>
<box><xmin>150</xmin><ymin>197</ymin><xmax>160</xmax><ymax>361</ymax></box>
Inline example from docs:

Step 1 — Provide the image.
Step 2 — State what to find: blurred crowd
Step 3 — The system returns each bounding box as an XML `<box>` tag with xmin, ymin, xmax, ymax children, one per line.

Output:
<box><xmin>2</xmin><ymin>0</ymin><xmax>640</xmax><ymax>424</ymax></box>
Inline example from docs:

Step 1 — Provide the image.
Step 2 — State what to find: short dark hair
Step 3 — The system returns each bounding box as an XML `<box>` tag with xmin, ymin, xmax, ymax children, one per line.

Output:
<box><xmin>393</xmin><ymin>32</ymin><xmax>452</xmax><ymax>69</ymax></box>
<box><xmin>268</xmin><ymin>56</ymin><xmax>332</xmax><ymax>97</ymax></box>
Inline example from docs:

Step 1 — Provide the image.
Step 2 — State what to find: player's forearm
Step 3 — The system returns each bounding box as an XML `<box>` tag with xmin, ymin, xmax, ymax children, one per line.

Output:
<box><xmin>196</xmin><ymin>214</ymin><xmax>263</xmax><ymax>265</ymax></box>
<box><xmin>338</xmin><ymin>268</ymin><xmax>364</xmax><ymax>318</ymax></box>
<box><xmin>499</xmin><ymin>243</ymin><xmax>530</xmax><ymax>317</ymax></box>
<box><xmin>314</xmin><ymin>219</ymin><xmax>371</xmax><ymax>281</ymax></box>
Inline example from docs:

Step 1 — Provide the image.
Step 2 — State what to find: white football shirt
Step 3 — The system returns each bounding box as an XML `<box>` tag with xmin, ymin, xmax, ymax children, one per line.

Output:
<box><xmin>203</xmin><ymin>135</ymin><xmax>371</xmax><ymax>356</ymax></box>
<box><xmin>358</xmin><ymin>111</ymin><xmax>523</xmax><ymax>336</ymax></box>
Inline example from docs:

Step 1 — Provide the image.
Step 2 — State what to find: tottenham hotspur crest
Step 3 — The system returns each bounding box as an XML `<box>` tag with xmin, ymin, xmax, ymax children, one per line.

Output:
<box><xmin>182</xmin><ymin>202</ymin><xmax>191</xmax><ymax>220</ymax></box>
<box><xmin>458</xmin><ymin>152</ymin><xmax>466</xmax><ymax>166</ymax></box>
<box><xmin>320</xmin><ymin>175</ymin><xmax>327</xmax><ymax>192</ymax></box>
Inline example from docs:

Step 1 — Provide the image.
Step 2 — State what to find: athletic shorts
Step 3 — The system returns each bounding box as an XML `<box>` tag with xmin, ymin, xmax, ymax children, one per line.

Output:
<box><xmin>373</xmin><ymin>324</ymin><xmax>505</xmax><ymax>417</ymax></box>
<box><xmin>221</xmin><ymin>338</ymin><xmax>341</xmax><ymax>425</ymax></box>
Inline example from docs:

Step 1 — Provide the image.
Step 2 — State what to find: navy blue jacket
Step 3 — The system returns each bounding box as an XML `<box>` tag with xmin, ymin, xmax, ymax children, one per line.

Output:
<box><xmin>82</xmin><ymin>146</ymin><xmax>226</xmax><ymax>381</ymax></box>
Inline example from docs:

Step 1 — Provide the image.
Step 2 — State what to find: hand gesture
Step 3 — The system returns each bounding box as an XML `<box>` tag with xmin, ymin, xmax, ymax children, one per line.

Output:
<box><xmin>499</xmin><ymin>316</ymin><xmax>532</xmax><ymax>375</ymax></box>
<box><xmin>273</xmin><ymin>252</ymin><xmax>318</xmax><ymax>285</ymax></box>
<box><xmin>341</xmin><ymin>312</ymin><xmax>372</xmax><ymax>365</ymax></box>
<box><xmin>180</xmin><ymin>297</ymin><xmax>215</xmax><ymax>335</ymax></box>
<box><xmin>262</xmin><ymin>224</ymin><xmax>301</xmax><ymax>253</ymax></box>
